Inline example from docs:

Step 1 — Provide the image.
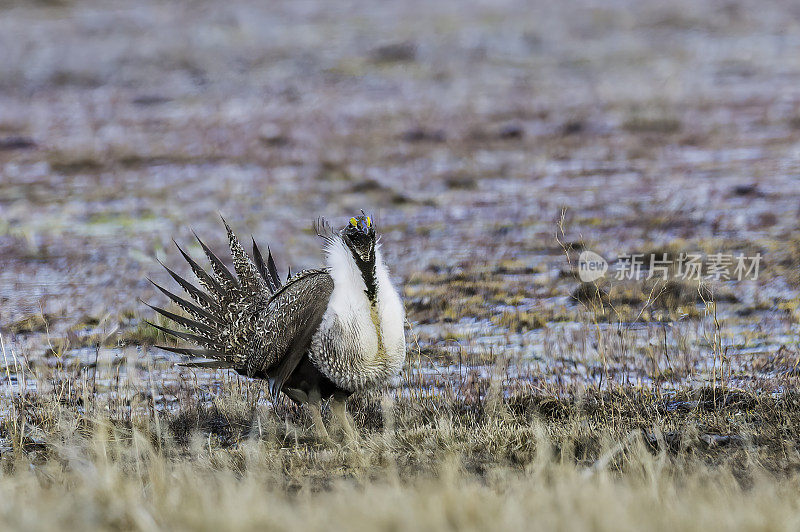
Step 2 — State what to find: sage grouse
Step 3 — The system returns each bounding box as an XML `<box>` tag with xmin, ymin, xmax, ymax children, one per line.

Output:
<box><xmin>146</xmin><ymin>214</ymin><xmax>406</xmax><ymax>441</ymax></box>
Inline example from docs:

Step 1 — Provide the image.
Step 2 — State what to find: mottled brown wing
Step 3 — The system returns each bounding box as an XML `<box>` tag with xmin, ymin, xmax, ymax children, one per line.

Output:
<box><xmin>242</xmin><ymin>270</ymin><xmax>334</xmax><ymax>394</ymax></box>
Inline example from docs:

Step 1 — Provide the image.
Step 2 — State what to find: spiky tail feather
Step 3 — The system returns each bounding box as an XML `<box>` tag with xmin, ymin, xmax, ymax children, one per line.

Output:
<box><xmin>148</xmin><ymin>220</ymin><xmax>283</xmax><ymax>368</ymax></box>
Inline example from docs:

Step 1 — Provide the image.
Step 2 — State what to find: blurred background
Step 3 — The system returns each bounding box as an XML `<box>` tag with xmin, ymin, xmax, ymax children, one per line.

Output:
<box><xmin>1</xmin><ymin>0</ymin><xmax>800</xmax><ymax>391</ymax></box>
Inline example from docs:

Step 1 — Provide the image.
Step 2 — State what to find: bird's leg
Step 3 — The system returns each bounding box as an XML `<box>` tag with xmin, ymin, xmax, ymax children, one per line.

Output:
<box><xmin>330</xmin><ymin>394</ymin><xmax>359</xmax><ymax>446</ymax></box>
<box><xmin>308</xmin><ymin>402</ymin><xmax>330</xmax><ymax>441</ymax></box>
<box><xmin>307</xmin><ymin>389</ymin><xmax>332</xmax><ymax>444</ymax></box>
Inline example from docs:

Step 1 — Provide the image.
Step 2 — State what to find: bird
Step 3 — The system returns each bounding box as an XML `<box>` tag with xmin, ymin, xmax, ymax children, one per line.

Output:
<box><xmin>144</xmin><ymin>213</ymin><xmax>406</xmax><ymax>443</ymax></box>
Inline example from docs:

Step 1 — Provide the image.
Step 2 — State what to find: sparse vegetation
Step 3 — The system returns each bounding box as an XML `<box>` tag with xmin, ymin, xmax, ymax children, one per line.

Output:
<box><xmin>622</xmin><ymin>116</ymin><xmax>683</xmax><ymax>134</ymax></box>
<box><xmin>7</xmin><ymin>313</ymin><xmax>52</xmax><ymax>334</ymax></box>
<box><xmin>3</xmin><ymin>368</ymin><xmax>800</xmax><ymax>530</ymax></box>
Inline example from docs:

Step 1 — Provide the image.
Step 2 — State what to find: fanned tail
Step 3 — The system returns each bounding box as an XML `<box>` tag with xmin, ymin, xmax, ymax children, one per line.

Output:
<box><xmin>192</xmin><ymin>229</ymin><xmax>240</xmax><ymax>293</ymax></box>
<box><xmin>146</xmin><ymin>219</ymin><xmax>281</xmax><ymax>369</ymax></box>
<box><xmin>222</xmin><ymin>216</ymin><xmax>268</xmax><ymax>295</ymax></box>
<box><xmin>251</xmin><ymin>238</ymin><xmax>283</xmax><ymax>292</ymax></box>
<box><xmin>173</xmin><ymin>240</ymin><xmax>225</xmax><ymax>301</ymax></box>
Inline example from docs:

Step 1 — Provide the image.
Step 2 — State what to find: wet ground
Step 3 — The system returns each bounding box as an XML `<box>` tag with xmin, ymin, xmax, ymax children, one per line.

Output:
<box><xmin>1</xmin><ymin>0</ymin><xmax>800</xmax><ymax>405</ymax></box>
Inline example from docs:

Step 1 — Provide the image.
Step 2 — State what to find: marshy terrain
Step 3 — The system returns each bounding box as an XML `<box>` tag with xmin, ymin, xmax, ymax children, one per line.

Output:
<box><xmin>1</xmin><ymin>0</ymin><xmax>800</xmax><ymax>529</ymax></box>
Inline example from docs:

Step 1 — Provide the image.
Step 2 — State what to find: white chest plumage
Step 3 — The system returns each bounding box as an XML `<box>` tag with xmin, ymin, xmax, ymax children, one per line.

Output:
<box><xmin>310</xmin><ymin>237</ymin><xmax>406</xmax><ymax>392</ymax></box>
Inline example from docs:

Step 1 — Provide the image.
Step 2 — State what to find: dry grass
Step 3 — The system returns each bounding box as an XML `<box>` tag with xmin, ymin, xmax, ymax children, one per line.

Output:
<box><xmin>2</xmin><ymin>439</ymin><xmax>799</xmax><ymax>531</ymax></box>
<box><xmin>3</xmin><ymin>433</ymin><xmax>797</xmax><ymax>531</ymax></box>
<box><xmin>3</xmin><ymin>375</ymin><xmax>800</xmax><ymax>531</ymax></box>
<box><xmin>4</xmin><ymin>307</ymin><xmax>800</xmax><ymax>532</ymax></box>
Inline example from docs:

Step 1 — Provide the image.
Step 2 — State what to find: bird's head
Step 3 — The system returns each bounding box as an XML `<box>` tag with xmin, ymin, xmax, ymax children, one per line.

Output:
<box><xmin>341</xmin><ymin>212</ymin><xmax>376</xmax><ymax>265</ymax></box>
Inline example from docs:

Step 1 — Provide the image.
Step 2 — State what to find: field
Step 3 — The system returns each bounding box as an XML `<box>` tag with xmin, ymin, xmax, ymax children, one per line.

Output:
<box><xmin>2</xmin><ymin>0</ymin><xmax>800</xmax><ymax>529</ymax></box>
